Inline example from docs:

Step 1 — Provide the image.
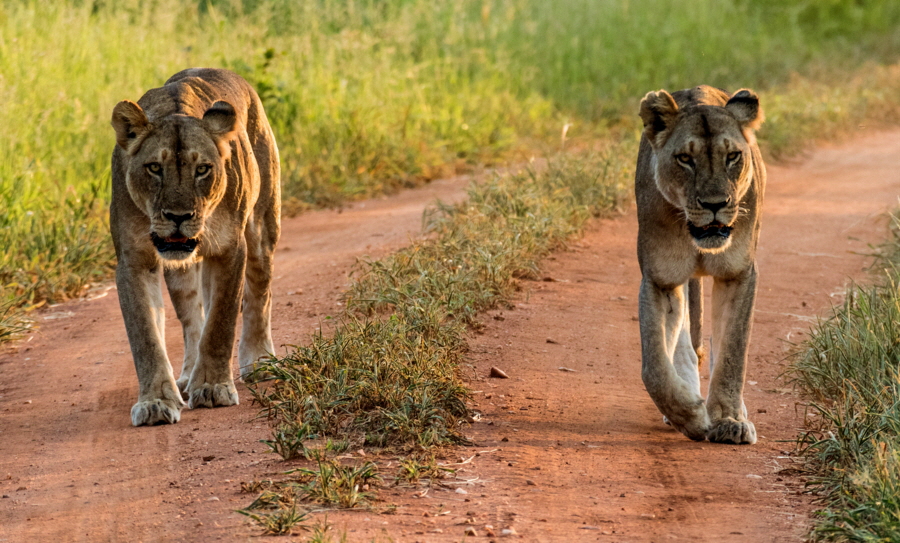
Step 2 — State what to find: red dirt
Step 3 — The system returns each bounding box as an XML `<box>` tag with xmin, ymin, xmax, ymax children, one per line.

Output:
<box><xmin>1</xmin><ymin>130</ymin><xmax>898</xmax><ymax>543</ymax></box>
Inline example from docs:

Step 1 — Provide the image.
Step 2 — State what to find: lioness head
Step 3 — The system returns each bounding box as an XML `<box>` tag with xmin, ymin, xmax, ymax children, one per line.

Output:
<box><xmin>640</xmin><ymin>88</ymin><xmax>763</xmax><ymax>252</ymax></box>
<box><xmin>111</xmin><ymin>100</ymin><xmax>238</xmax><ymax>261</ymax></box>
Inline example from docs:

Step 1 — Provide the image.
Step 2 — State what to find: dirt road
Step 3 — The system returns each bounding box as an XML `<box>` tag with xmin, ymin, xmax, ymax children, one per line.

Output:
<box><xmin>1</xmin><ymin>130</ymin><xmax>898</xmax><ymax>542</ymax></box>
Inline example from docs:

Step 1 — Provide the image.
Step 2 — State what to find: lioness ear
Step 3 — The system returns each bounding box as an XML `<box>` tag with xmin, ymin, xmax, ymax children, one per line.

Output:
<box><xmin>639</xmin><ymin>90</ymin><xmax>679</xmax><ymax>148</ymax></box>
<box><xmin>111</xmin><ymin>100</ymin><xmax>150</xmax><ymax>151</ymax></box>
<box><xmin>725</xmin><ymin>89</ymin><xmax>764</xmax><ymax>131</ymax></box>
<box><xmin>202</xmin><ymin>101</ymin><xmax>238</xmax><ymax>139</ymax></box>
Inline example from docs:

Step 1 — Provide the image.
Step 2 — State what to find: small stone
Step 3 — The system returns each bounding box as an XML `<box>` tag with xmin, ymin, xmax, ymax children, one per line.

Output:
<box><xmin>501</xmin><ymin>527</ymin><xmax>518</xmax><ymax>536</ymax></box>
<box><xmin>639</xmin><ymin>513</ymin><xmax>656</xmax><ymax>520</ymax></box>
<box><xmin>455</xmin><ymin>487</ymin><xmax>468</xmax><ymax>495</ymax></box>
<box><xmin>757</xmin><ymin>408</ymin><xmax>767</xmax><ymax>413</ymax></box>
<box><xmin>1</xmin><ymin>495</ymin><xmax>9</xmax><ymax>498</ymax></box>
<box><xmin>490</xmin><ymin>367</ymin><xmax>510</xmax><ymax>379</ymax></box>
<box><xmin>484</xmin><ymin>525</ymin><xmax>496</xmax><ymax>537</ymax></box>
<box><xmin>464</xmin><ymin>527</ymin><xmax>478</xmax><ymax>536</ymax></box>
<box><xmin>526</xmin><ymin>480</ymin><xmax>537</xmax><ymax>486</ymax></box>
<box><xmin>746</xmin><ymin>474</ymin><xmax>763</xmax><ymax>479</ymax></box>
<box><xmin>428</xmin><ymin>529</ymin><xmax>443</xmax><ymax>534</ymax></box>
<box><xmin>546</xmin><ymin>338</ymin><xmax>559</xmax><ymax>344</ymax></box>
<box><xmin>202</xmin><ymin>455</ymin><xmax>215</xmax><ymax>462</ymax></box>
<box><xmin>206</xmin><ymin>497</ymin><xmax>220</xmax><ymax>502</ymax></box>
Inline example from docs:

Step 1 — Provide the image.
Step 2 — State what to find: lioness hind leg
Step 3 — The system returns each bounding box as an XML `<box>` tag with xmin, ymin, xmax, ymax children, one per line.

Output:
<box><xmin>673</xmin><ymin>281</ymin><xmax>702</xmax><ymax>397</ymax></box>
<box><xmin>238</xmin><ymin>212</ymin><xmax>277</xmax><ymax>381</ymax></box>
<box><xmin>706</xmin><ymin>268</ymin><xmax>758</xmax><ymax>445</ymax></box>
<box><xmin>164</xmin><ymin>265</ymin><xmax>204</xmax><ymax>398</ymax></box>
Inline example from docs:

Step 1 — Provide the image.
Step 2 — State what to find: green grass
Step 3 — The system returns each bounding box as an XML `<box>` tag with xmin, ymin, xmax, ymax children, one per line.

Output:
<box><xmin>247</xmin><ymin>146</ymin><xmax>632</xmax><ymax>454</ymax></box>
<box><xmin>3</xmin><ymin>0</ymin><xmax>900</xmax><ymax>342</ymax></box>
<box><xmin>790</xmin><ymin>215</ymin><xmax>900</xmax><ymax>541</ymax></box>
<box><xmin>242</xmin><ymin>148</ymin><xmax>632</xmax><ymax>522</ymax></box>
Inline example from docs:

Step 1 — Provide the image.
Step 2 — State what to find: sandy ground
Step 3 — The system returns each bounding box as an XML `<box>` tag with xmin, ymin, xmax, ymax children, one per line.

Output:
<box><xmin>1</xmin><ymin>130</ymin><xmax>898</xmax><ymax>542</ymax></box>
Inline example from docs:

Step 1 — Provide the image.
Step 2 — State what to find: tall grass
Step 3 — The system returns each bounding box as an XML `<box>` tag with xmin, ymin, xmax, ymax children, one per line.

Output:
<box><xmin>247</xmin><ymin>146</ymin><xmax>633</xmax><ymax>452</ymax></box>
<box><xmin>2</xmin><ymin>0</ymin><xmax>900</xmax><ymax>340</ymax></box>
<box><xmin>790</xmin><ymin>215</ymin><xmax>900</xmax><ymax>541</ymax></box>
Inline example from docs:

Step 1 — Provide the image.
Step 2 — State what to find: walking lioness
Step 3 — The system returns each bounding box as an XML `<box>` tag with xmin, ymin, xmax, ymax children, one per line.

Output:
<box><xmin>110</xmin><ymin>68</ymin><xmax>280</xmax><ymax>426</ymax></box>
<box><xmin>635</xmin><ymin>85</ymin><xmax>765</xmax><ymax>444</ymax></box>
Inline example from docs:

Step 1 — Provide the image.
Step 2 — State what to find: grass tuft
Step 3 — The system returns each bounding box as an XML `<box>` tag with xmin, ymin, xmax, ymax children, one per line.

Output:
<box><xmin>244</xmin><ymin>148</ymin><xmax>633</xmax><ymax>523</ymax></box>
<box><xmin>790</xmin><ymin>213</ymin><xmax>900</xmax><ymax>540</ymax></box>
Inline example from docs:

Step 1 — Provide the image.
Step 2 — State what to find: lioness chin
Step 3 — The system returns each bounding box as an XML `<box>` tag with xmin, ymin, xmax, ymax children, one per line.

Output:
<box><xmin>635</xmin><ymin>85</ymin><xmax>765</xmax><ymax>445</ymax></box>
<box><xmin>110</xmin><ymin>68</ymin><xmax>281</xmax><ymax>426</ymax></box>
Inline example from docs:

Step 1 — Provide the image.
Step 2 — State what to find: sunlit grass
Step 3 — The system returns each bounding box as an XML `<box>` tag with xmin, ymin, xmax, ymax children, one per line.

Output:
<box><xmin>2</xmin><ymin>0</ymin><xmax>900</xmax><ymax>343</ymax></box>
<box><xmin>790</xmin><ymin>214</ymin><xmax>900</xmax><ymax>541</ymax></box>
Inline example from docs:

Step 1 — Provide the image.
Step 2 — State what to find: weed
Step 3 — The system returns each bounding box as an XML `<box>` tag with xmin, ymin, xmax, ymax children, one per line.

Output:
<box><xmin>396</xmin><ymin>454</ymin><xmax>455</xmax><ymax>486</ymax></box>
<box><xmin>287</xmin><ymin>451</ymin><xmax>381</xmax><ymax>509</ymax></box>
<box><xmin>237</xmin><ymin>504</ymin><xmax>310</xmax><ymax>536</ymax></box>
<box><xmin>261</xmin><ymin>422</ymin><xmax>317</xmax><ymax>461</ymax></box>
<box><xmin>307</xmin><ymin>516</ymin><xmax>348</xmax><ymax>543</ymax></box>
<box><xmin>789</xmin><ymin>212</ymin><xmax>900</xmax><ymax>540</ymax></box>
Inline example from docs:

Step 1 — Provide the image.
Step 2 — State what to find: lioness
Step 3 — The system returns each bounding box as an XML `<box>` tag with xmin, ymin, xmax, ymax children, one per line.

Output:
<box><xmin>110</xmin><ymin>68</ymin><xmax>280</xmax><ymax>426</ymax></box>
<box><xmin>635</xmin><ymin>85</ymin><xmax>764</xmax><ymax>444</ymax></box>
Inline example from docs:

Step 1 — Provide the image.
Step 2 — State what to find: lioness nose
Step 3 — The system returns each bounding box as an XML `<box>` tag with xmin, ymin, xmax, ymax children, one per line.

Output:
<box><xmin>697</xmin><ymin>198</ymin><xmax>730</xmax><ymax>215</ymax></box>
<box><xmin>163</xmin><ymin>211</ymin><xmax>195</xmax><ymax>227</ymax></box>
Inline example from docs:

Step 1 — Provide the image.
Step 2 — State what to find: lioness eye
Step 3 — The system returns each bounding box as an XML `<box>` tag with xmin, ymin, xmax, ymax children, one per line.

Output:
<box><xmin>727</xmin><ymin>151</ymin><xmax>742</xmax><ymax>163</ymax></box>
<box><xmin>145</xmin><ymin>163</ymin><xmax>162</xmax><ymax>175</ymax></box>
<box><xmin>196</xmin><ymin>164</ymin><xmax>211</xmax><ymax>176</ymax></box>
<box><xmin>675</xmin><ymin>154</ymin><xmax>693</xmax><ymax>165</ymax></box>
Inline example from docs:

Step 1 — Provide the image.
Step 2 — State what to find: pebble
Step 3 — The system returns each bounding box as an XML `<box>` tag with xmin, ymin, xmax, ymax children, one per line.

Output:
<box><xmin>501</xmin><ymin>527</ymin><xmax>518</xmax><ymax>536</ymax></box>
<box><xmin>464</xmin><ymin>527</ymin><xmax>478</xmax><ymax>536</ymax></box>
<box><xmin>455</xmin><ymin>487</ymin><xmax>468</xmax><ymax>495</ymax></box>
<box><xmin>490</xmin><ymin>367</ymin><xmax>510</xmax><ymax>379</ymax></box>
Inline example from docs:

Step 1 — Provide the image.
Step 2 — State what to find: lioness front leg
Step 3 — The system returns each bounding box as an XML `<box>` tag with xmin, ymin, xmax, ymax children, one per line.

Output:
<box><xmin>185</xmin><ymin>249</ymin><xmax>245</xmax><ymax>408</ymax></box>
<box><xmin>706</xmin><ymin>266</ymin><xmax>757</xmax><ymax>444</ymax></box>
<box><xmin>639</xmin><ymin>278</ymin><xmax>710</xmax><ymax>440</ymax></box>
<box><xmin>117</xmin><ymin>263</ymin><xmax>186</xmax><ymax>426</ymax></box>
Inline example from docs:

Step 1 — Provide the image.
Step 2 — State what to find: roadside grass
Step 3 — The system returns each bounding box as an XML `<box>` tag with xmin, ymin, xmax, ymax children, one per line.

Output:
<box><xmin>789</xmin><ymin>214</ymin><xmax>900</xmax><ymax>541</ymax></box>
<box><xmin>242</xmin><ymin>145</ymin><xmax>634</xmax><ymax>521</ymax></box>
<box><xmin>4</xmin><ymin>0</ymin><xmax>900</xmax><ymax>343</ymax></box>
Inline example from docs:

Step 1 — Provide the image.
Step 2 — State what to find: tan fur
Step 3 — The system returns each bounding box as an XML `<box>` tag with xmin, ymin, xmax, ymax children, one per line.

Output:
<box><xmin>635</xmin><ymin>85</ymin><xmax>765</xmax><ymax>444</ymax></box>
<box><xmin>110</xmin><ymin>68</ymin><xmax>281</xmax><ymax>426</ymax></box>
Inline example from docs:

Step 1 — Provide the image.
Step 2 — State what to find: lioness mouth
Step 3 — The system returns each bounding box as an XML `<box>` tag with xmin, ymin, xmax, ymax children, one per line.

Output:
<box><xmin>150</xmin><ymin>232</ymin><xmax>199</xmax><ymax>253</ymax></box>
<box><xmin>687</xmin><ymin>221</ymin><xmax>732</xmax><ymax>241</ymax></box>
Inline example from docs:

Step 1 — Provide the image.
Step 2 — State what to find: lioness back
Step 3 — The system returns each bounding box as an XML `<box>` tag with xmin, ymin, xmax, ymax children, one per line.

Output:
<box><xmin>110</xmin><ymin>68</ymin><xmax>280</xmax><ymax>426</ymax></box>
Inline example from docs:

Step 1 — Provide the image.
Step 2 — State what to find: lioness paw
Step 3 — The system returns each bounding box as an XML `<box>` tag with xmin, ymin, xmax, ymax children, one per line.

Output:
<box><xmin>188</xmin><ymin>382</ymin><xmax>239</xmax><ymax>409</ymax></box>
<box><xmin>131</xmin><ymin>399</ymin><xmax>183</xmax><ymax>426</ymax></box>
<box><xmin>707</xmin><ymin>418</ymin><xmax>757</xmax><ymax>445</ymax></box>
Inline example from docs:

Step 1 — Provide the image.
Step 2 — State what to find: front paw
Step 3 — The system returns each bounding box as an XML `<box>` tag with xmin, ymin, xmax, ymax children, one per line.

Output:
<box><xmin>663</xmin><ymin>401</ymin><xmax>711</xmax><ymax>441</ymax></box>
<box><xmin>131</xmin><ymin>398</ymin><xmax>184</xmax><ymax>426</ymax></box>
<box><xmin>187</xmin><ymin>382</ymin><xmax>239</xmax><ymax>409</ymax></box>
<box><xmin>707</xmin><ymin>417</ymin><xmax>757</xmax><ymax>444</ymax></box>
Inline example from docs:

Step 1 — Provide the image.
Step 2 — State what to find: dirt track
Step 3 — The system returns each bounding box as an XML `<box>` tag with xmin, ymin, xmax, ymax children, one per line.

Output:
<box><xmin>1</xmin><ymin>130</ymin><xmax>898</xmax><ymax>542</ymax></box>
